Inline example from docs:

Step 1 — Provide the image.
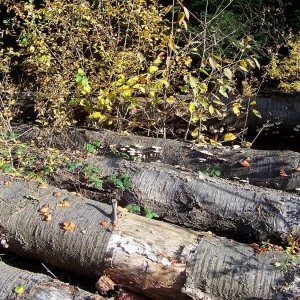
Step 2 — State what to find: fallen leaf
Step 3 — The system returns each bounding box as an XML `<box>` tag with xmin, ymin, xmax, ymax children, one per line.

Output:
<box><xmin>95</xmin><ymin>275</ymin><xmax>116</xmax><ymax>294</ymax></box>
<box><xmin>8</xmin><ymin>172</ymin><xmax>23</xmax><ymax>178</ymax></box>
<box><xmin>3</xmin><ymin>180</ymin><xmax>11</xmax><ymax>186</ymax></box>
<box><xmin>100</xmin><ymin>220</ymin><xmax>110</xmax><ymax>227</ymax></box>
<box><xmin>38</xmin><ymin>205</ymin><xmax>49</xmax><ymax>214</ymax></box>
<box><xmin>293</xmin><ymin>166</ymin><xmax>300</xmax><ymax>172</ymax></box>
<box><xmin>240</xmin><ymin>158</ymin><xmax>250</xmax><ymax>167</ymax></box>
<box><xmin>38</xmin><ymin>183</ymin><xmax>48</xmax><ymax>189</ymax></box>
<box><xmin>43</xmin><ymin>213</ymin><xmax>52</xmax><ymax>221</ymax></box>
<box><xmin>57</xmin><ymin>199</ymin><xmax>70</xmax><ymax>207</ymax></box>
<box><xmin>14</xmin><ymin>285</ymin><xmax>25</xmax><ymax>295</ymax></box>
<box><xmin>80</xmin><ymin>230</ymin><xmax>87</xmax><ymax>234</ymax></box>
<box><xmin>63</xmin><ymin>221</ymin><xmax>76</xmax><ymax>230</ymax></box>
<box><xmin>279</xmin><ymin>168</ymin><xmax>288</xmax><ymax>177</ymax></box>
<box><xmin>53</xmin><ymin>191</ymin><xmax>62</xmax><ymax>197</ymax></box>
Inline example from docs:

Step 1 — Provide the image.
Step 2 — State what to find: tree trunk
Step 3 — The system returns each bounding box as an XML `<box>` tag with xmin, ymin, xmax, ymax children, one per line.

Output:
<box><xmin>13</xmin><ymin>125</ymin><xmax>300</xmax><ymax>192</ymax></box>
<box><xmin>0</xmin><ymin>175</ymin><xmax>299</xmax><ymax>300</ymax></box>
<box><xmin>219</xmin><ymin>93</ymin><xmax>300</xmax><ymax>134</ymax></box>
<box><xmin>49</xmin><ymin>155</ymin><xmax>300</xmax><ymax>243</ymax></box>
<box><xmin>0</xmin><ymin>261</ymin><xmax>99</xmax><ymax>300</ymax></box>
<box><xmin>3</xmin><ymin>126</ymin><xmax>300</xmax><ymax>242</ymax></box>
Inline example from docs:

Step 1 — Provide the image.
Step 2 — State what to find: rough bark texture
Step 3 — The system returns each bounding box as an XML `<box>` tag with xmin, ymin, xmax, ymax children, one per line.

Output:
<box><xmin>0</xmin><ymin>175</ymin><xmax>299</xmax><ymax>300</ymax></box>
<box><xmin>0</xmin><ymin>175</ymin><xmax>112</xmax><ymax>278</ymax></box>
<box><xmin>184</xmin><ymin>236</ymin><xmax>300</xmax><ymax>300</ymax></box>
<box><xmin>13</xmin><ymin>125</ymin><xmax>300</xmax><ymax>192</ymax></box>
<box><xmin>47</xmin><ymin>154</ymin><xmax>300</xmax><ymax>243</ymax></box>
<box><xmin>0</xmin><ymin>261</ymin><xmax>99</xmax><ymax>300</ymax></box>
<box><xmin>219</xmin><ymin>94</ymin><xmax>300</xmax><ymax>134</ymax></box>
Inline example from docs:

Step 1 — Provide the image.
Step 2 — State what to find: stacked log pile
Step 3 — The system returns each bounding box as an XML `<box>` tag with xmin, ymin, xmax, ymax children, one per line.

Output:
<box><xmin>0</xmin><ymin>125</ymin><xmax>299</xmax><ymax>299</ymax></box>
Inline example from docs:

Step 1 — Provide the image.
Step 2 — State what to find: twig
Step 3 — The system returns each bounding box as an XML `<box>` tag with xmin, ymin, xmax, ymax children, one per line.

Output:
<box><xmin>41</xmin><ymin>262</ymin><xmax>58</xmax><ymax>279</ymax></box>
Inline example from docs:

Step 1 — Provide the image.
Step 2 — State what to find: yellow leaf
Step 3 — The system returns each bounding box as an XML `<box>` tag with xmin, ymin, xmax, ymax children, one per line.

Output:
<box><xmin>224</xmin><ymin>133</ymin><xmax>237</xmax><ymax>141</ymax></box>
<box><xmin>182</xmin><ymin>19</ymin><xmax>188</xmax><ymax>31</ymax></box>
<box><xmin>199</xmin><ymin>82</ymin><xmax>207</xmax><ymax>93</ymax></box>
<box><xmin>57</xmin><ymin>200</ymin><xmax>71</xmax><ymax>207</ymax></box>
<box><xmin>166</xmin><ymin>96</ymin><xmax>175</xmax><ymax>103</ymax></box>
<box><xmin>191</xmin><ymin>127</ymin><xmax>199</xmax><ymax>138</ymax></box>
<box><xmin>14</xmin><ymin>285</ymin><xmax>25</xmax><ymax>295</ymax></box>
<box><xmin>149</xmin><ymin>65</ymin><xmax>159</xmax><ymax>73</ymax></box>
<box><xmin>178</xmin><ymin>12</ymin><xmax>185</xmax><ymax>23</ymax></box>
<box><xmin>63</xmin><ymin>221</ymin><xmax>76</xmax><ymax>231</ymax></box>
<box><xmin>168</xmin><ymin>38</ymin><xmax>175</xmax><ymax>50</ymax></box>
<box><xmin>208</xmin><ymin>105</ymin><xmax>214</xmax><ymax>115</ymax></box>
<box><xmin>189</xmin><ymin>101</ymin><xmax>195</xmax><ymax>113</ymax></box>
<box><xmin>90</xmin><ymin>112</ymin><xmax>102</xmax><ymax>119</ymax></box>
<box><xmin>233</xmin><ymin>106</ymin><xmax>240</xmax><ymax>116</ymax></box>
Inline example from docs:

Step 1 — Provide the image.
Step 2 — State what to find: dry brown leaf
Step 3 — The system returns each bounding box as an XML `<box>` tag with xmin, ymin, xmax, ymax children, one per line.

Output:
<box><xmin>43</xmin><ymin>213</ymin><xmax>52</xmax><ymax>222</ymax></box>
<box><xmin>3</xmin><ymin>180</ymin><xmax>11</xmax><ymax>186</ymax></box>
<box><xmin>293</xmin><ymin>166</ymin><xmax>300</xmax><ymax>172</ymax></box>
<box><xmin>7</xmin><ymin>172</ymin><xmax>23</xmax><ymax>178</ymax></box>
<box><xmin>279</xmin><ymin>168</ymin><xmax>288</xmax><ymax>177</ymax></box>
<box><xmin>100</xmin><ymin>220</ymin><xmax>110</xmax><ymax>227</ymax></box>
<box><xmin>38</xmin><ymin>205</ymin><xmax>49</xmax><ymax>214</ymax></box>
<box><xmin>57</xmin><ymin>200</ymin><xmax>71</xmax><ymax>207</ymax></box>
<box><xmin>53</xmin><ymin>191</ymin><xmax>62</xmax><ymax>198</ymax></box>
<box><xmin>63</xmin><ymin>221</ymin><xmax>76</xmax><ymax>230</ymax></box>
<box><xmin>95</xmin><ymin>275</ymin><xmax>116</xmax><ymax>294</ymax></box>
<box><xmin>38</xmin><ymin>183</ymin><xmax>48</xmax><ymax>189</ymax></box>
<box><xmin>240</xmin><ymin>158</ymin><xmax>250</xmax><ymax>167</ymax></box>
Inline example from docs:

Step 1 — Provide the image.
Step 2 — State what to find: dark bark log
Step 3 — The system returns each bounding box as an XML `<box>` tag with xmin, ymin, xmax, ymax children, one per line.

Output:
<box><xmin>219</xmin><ymin>93</ymin><xmax>300</xmax><ymax>134</ymax></box>
<box><xmin>50</xmin><ymin>155</ymin><xmax>300</xmax><ymax>243</ymax></box>
<box><xmin>0</xmin><ymin>175</ymin><xmax>299</xmax><ymax>300</ymax></box>
<box><xmin>0</xmin><ymin>261</ymin><xmax>98</xmax><ymax>300</ymax></box>
<box><xmin>9</xmin><ymin>92</ymin><xmax>300</xmax><ymax>135</ymax></box>
<box><xmin>13</xmin><ymin>125</ymin><xmax>300</xmax><ymax>192</ymax></box>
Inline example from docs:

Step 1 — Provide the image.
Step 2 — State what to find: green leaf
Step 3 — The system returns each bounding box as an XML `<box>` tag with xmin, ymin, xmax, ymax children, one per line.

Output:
<box><xmin>188</xmin><ymin>75</ymin><xmax>199</xmax><ymax>88</ymax></box>
<box><xmin>179</xmin><ymin>85</ymin><xmax>189</xmax><ymax>93</ymax></box>
<box><xmin>77</xmin><ymin>68</ymin><xmax>85</xmax><ymax>75</ymax></box>
<box><xmin>151</xmin><ymin>212</ymin><xmax>159</xmax><ymax>218</ymax></box>
<box><xmin>81</xmin><ymin>77</ymin><xmax>88</xmax><ymax>87</ymax></box>
<box><xmin>144</xmin><ymin>207</ymin><xmax>151</xmax><ymax>215</ymax></box>
<box><xmin>252</xmin><ymin>109</ymin><xmax>262</xmax><ymax>118</ymax></box>
<box><xmin>75</xmin><ymin>74</ymin><xmax>82</xmax><ymax>83</ymax></box>
<box><xmin>219</xmin><ymin>85</ymin><xmax>228</xmax><ymax>98</ymax></box>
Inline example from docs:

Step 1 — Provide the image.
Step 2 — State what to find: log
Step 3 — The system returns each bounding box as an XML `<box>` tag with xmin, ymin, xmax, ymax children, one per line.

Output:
<box><xmin>2</xmin><ymin>129</ymin><xmax>300</xmax><ymax>242</ymax></box>
<box><xmin>50</xmin><ymin>155</ymin><xmax>300</xmax><ymax>243</ymax></box>
<box><xmin>0</xmin><ymin>261</ymin><xmax>99</xmax><ymax>300</ymax></box>
<box><xmin>0</xmin><ymin>175</ymin><xmax>299</xmax><ymax>300</ymax></box>
<box><xmin>13</xmin><ymin>125</ymin><xmax>300</xmax><ymax>192</ymax></box>
<box><xmin>219</xmin><ymin>93</ymin><xmax>300</xmax><ymax>134</ymax></box>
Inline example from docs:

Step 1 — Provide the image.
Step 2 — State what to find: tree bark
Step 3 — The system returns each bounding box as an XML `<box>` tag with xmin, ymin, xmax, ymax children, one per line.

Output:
<box><xmin>13</xmin><ymin>125</ymin><xmax>300</xmax><ymax>192</ymax></box>
<box><xmin>219</xmin><ymin>93</ymin><xmax>300</xmax><ymax>134</ymax></box>
<box><xmin>0</xmin><ymin>261</ymin><xmax>99</xmax><ymax>300</ymax></box>
<box><xmin>49</xmin><ymin>155</ymin><xmax>300</xmax><ymax>243</ymax></box>
<box><xmin>0</xmin><ymin>175</ymin><xmax>299</xmax><ymax>300</ymax></box>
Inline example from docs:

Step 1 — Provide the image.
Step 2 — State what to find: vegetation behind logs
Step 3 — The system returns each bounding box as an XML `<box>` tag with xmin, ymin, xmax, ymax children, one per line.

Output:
<box><xmin>0</xmin><ymin>0</ymin><xmax>299</xmax><ymax>143</ymax></box>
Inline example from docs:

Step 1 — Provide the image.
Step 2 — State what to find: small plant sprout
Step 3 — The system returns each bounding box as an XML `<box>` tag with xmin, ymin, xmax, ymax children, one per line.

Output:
<box><xmin>110</xmin><ymin>173</ymin><xmax>131</xmax><ymax>191</ymax></box>
<box><xmin>201</xmin><ymin>164</ymin><xmax>222</xmax><ymax>177</ymax></box>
